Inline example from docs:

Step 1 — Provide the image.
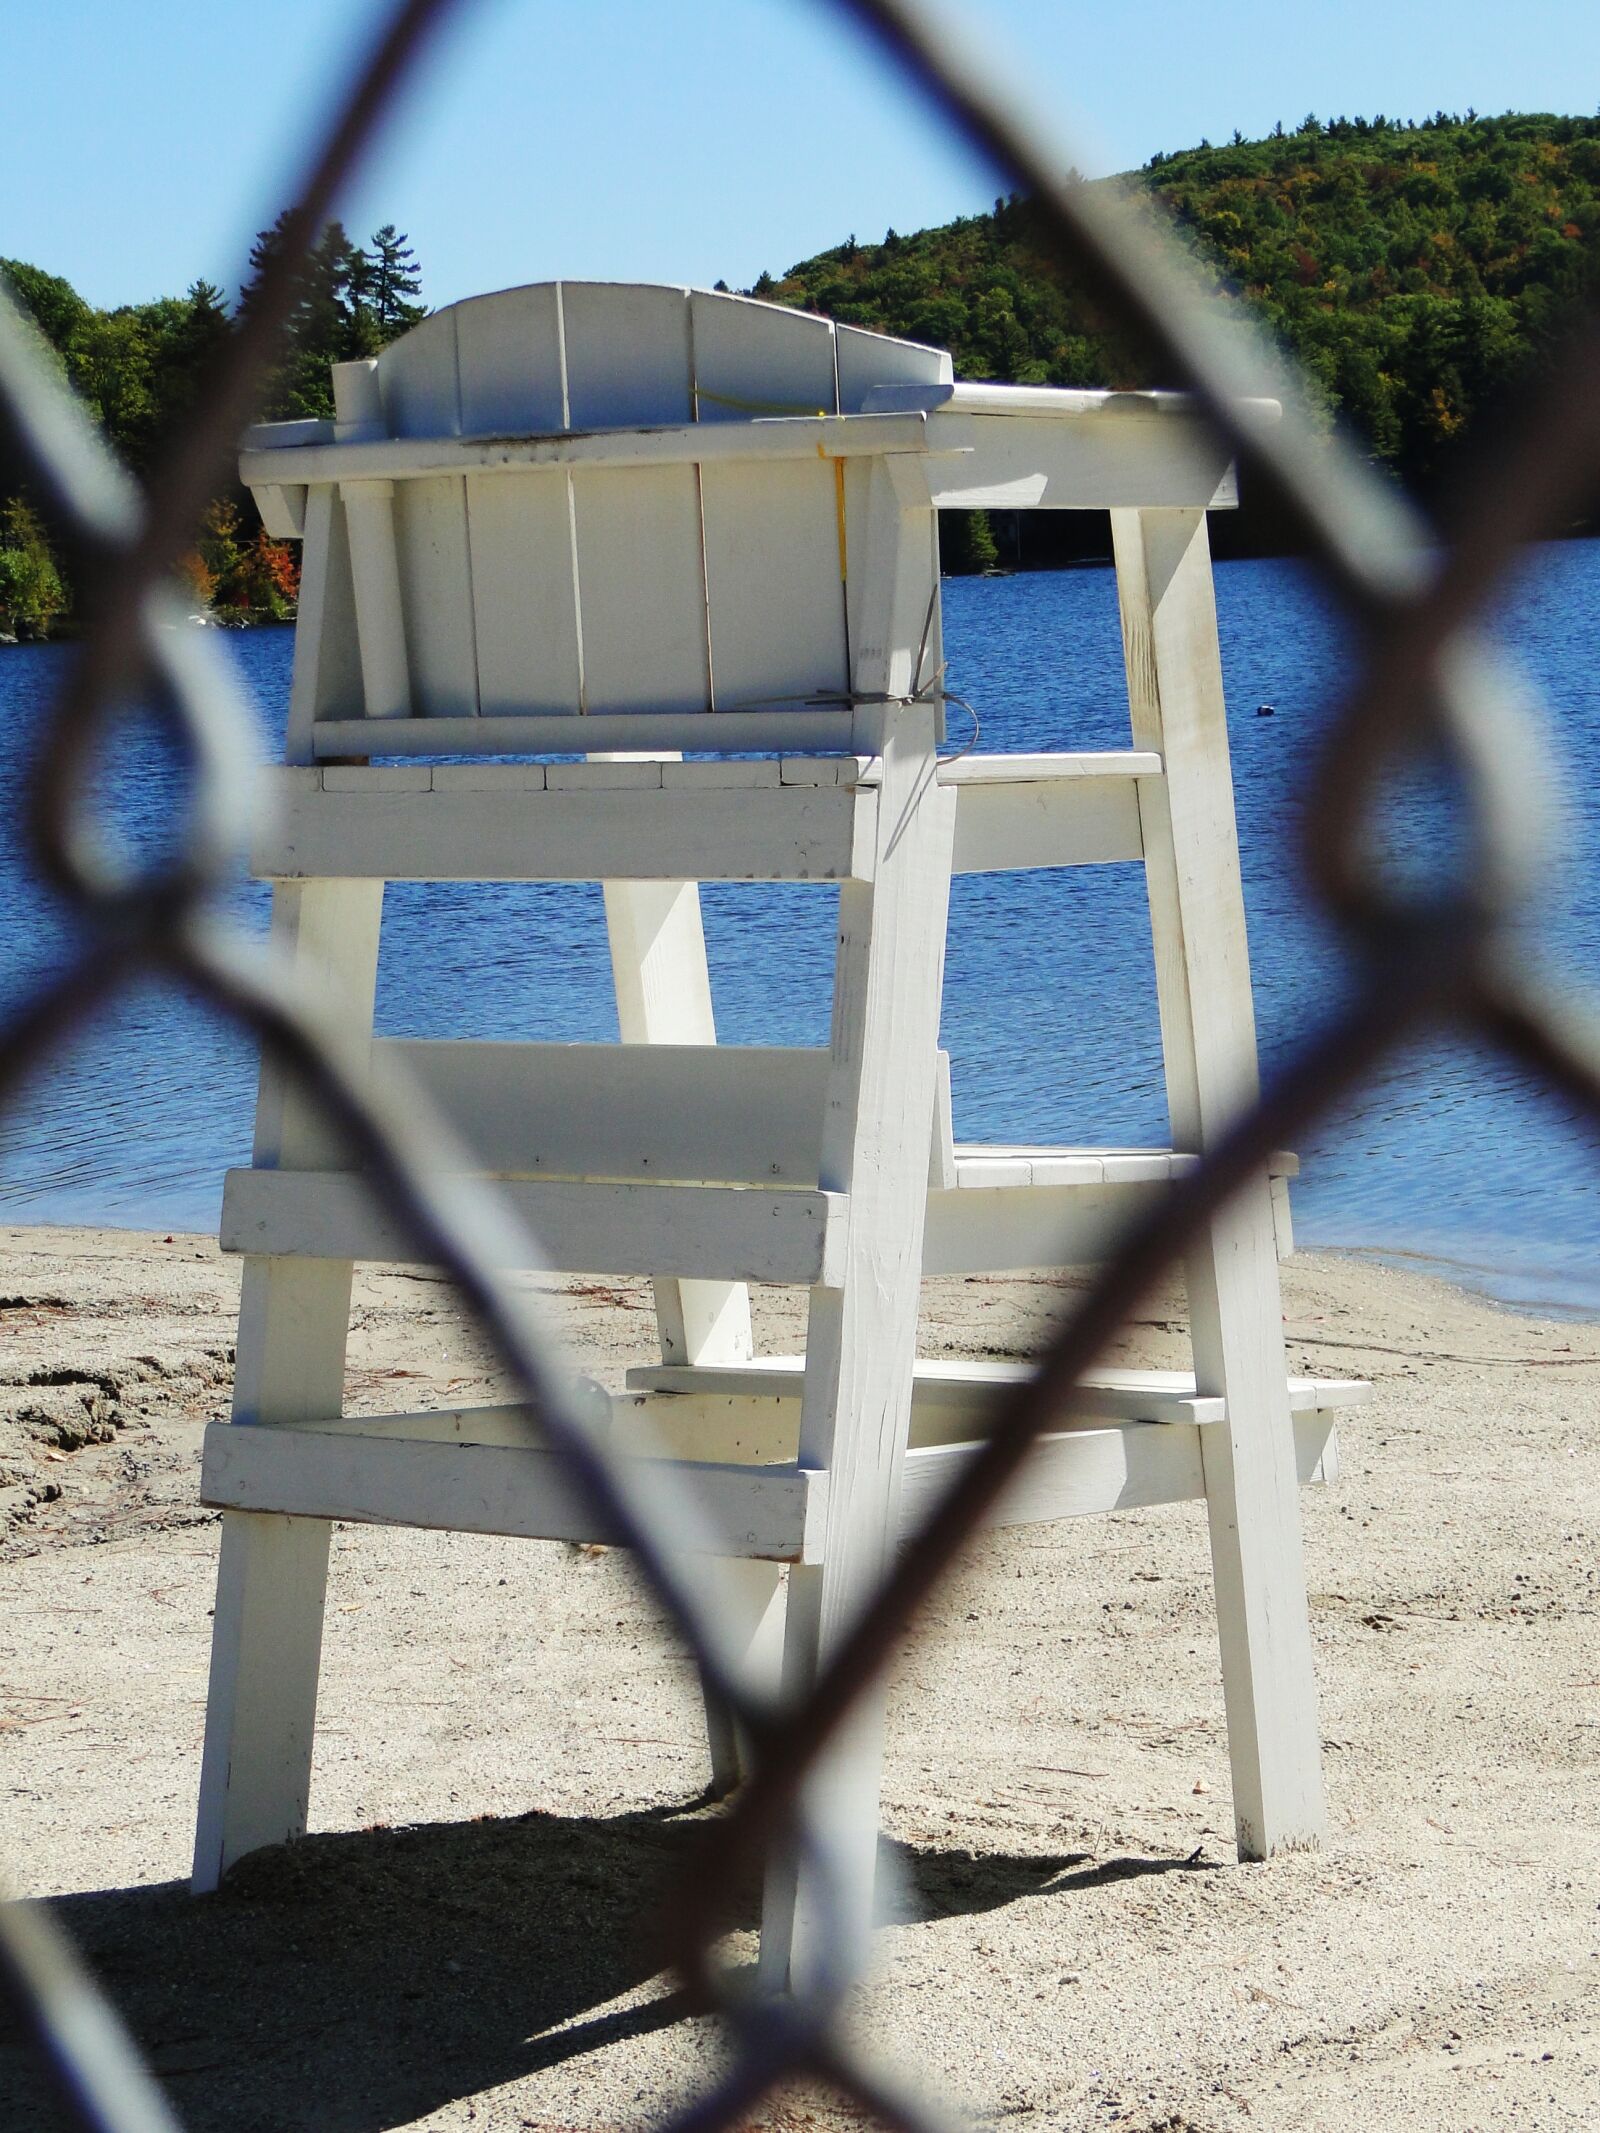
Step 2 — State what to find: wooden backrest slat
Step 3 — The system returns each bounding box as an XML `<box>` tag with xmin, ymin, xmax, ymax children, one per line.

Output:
<box><xmin>465</xmin><ymin>469</ymin><xmax>582</xmax><ymax>715</ymax></box>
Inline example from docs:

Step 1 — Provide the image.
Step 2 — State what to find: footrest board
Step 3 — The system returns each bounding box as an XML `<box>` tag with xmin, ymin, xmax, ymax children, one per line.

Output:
<box><xmin>198</xmin><ymin>1403</ymin><xmax>1340</xmax><ymax>1559</ymax></box>
<box><xmin>624</xmin><ymin>1355</ymin><xmax>1370</xmax><ymax>1439</ymax></box>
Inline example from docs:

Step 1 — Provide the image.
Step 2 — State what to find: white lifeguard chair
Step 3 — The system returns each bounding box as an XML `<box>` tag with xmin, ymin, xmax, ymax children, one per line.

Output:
<box><xmin>193</xmin><ymin>283</ymin><xmax>1368</xmax><ymax>1985</ymax></box>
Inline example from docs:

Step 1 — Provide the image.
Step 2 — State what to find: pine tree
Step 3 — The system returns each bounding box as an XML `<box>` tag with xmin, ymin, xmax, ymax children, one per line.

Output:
<box><xmin>238</xmin><ymin>215</ymin><xmax>427</xmax><ymax>416</ymax></box>
<box><xmin>367</xmin><ymin>224</ymin><xmax>425</xmax><ymax>333</ymax></box>
<box><xmin>240</xmin><ymin>215</ymin><xmax>374</xmax><ymax>417</ymax></box>
<box><xmin>144</xmin><ymin>280</ymin><xmax>233</xmax><ymax>455</ymax></box>
<box><xmin>344</xmin><ymin>243</ymin><xmax>378</xmax><ymax>354</ymax></box>
<box><xmin>939</xmin><ymin>508</ymin><xmax>1001</xmax><ymax>575</ymax></box>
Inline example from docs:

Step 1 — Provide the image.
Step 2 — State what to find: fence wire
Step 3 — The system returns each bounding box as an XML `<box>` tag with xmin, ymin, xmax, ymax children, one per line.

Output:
<box><xmin>2</xmin><ymin>1</ymin><xmax>1599</xmax><ymax>2128</ymax></box>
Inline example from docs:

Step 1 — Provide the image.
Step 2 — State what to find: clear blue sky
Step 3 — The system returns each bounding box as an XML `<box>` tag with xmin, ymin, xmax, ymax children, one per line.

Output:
<box><xmin>6</xmin><ymin>0</ymin><xmax>1600</xmax><ymax>312</ymax></box>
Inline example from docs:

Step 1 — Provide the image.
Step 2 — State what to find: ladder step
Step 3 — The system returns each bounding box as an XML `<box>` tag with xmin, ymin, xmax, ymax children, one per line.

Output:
<box><xmin>219</xmin><ymin>1149</ymin><xmax>1296</xmax><ymax>1288</ymax></box>
<box><xmin>220</xmin><ymin>1170</ymin><xmax>846</xmax><ymax>1284</ymax></box>
<box><xmin>923</xmin><ymin>1175</ymin><xmax>1179</xmax><ymax>1274</ymax></box>
<box><xmin>198</xmin><ymin>1398</ymin><xmax>1340</xmax><ymax>1556</ymax></box>
<box><xmin>200</xmin><ymin>1421</ymin><xmax>827</xmax><ymax>1562</ymax></box>
<box><xmin>624</xmin><ymin>1355</ymin><xmax>1371</xmax><ymax>1432</ymax></box>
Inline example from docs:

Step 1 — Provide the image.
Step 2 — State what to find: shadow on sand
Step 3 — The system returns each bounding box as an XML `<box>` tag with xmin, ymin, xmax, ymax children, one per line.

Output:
<box><xmin>1</xmin><ymin>1795</ymin><xmax>1216</xmax><ymax>2131</ymax></box>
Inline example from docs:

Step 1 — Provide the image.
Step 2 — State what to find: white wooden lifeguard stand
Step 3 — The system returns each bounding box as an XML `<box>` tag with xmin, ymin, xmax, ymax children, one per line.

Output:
<box><xmin>194</xmin><ymin>283</ymin><xmax>1368</xmax><ymax>1985</ymax></box>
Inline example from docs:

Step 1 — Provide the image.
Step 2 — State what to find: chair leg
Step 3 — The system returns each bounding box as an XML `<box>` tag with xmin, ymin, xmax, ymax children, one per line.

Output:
<box><xmin>1113</xmin><ymin>504</ymin><xmax>1326</xmax><ymax>1857</ymax></box>
<box><xmin>701</xmin><ymin>1559</ymin><xmax>788</xmax><ymax>1794</ymax></box>
<box><xmin>193</xmin><ymin>1252</ymin><xmax>356</xmax><ymax>1891</ymax></box>
<box><xmin>1189</xmin><ymin>1197</ymin><xmax>1327</xmax><ymax>1857</ymax></box>
<box><xmin>192</xmin><ymin>878</ymin><xmax>381</xmax><ymax>1891</ymax></box>
<box><xmin>753</xmin><ymin>699</ymin><xmax>956</xmax><ymax>1991</ymax></box>
<box><xmin>757</xmin><ymin>1559</ymin><xmax>887</xmax><ymax>1996</ymax></box>
<box><xmin>193</xmin><ymin>1508</ymin><xmax>332</xmax><ymax>1889</ymax></box>
<box><xmin>600</xmin><ymin>872</ymin><xmax>767</xmax><ymax>1792</ymax></box>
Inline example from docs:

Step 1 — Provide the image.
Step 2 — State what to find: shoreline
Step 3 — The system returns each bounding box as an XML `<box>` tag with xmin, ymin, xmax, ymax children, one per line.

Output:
<box><xmin>1</xmin><ymin>610</ymin><xmax>296</xmax><ymax>646</ymax></box>
<box><xmin>1313</xmin><ymin>1239</ymin><xmax>1600</xmax><ymax>1323</ymax></box>
<box><xmin>6</xmin><ymin>1209</ymin><xmax>1595</xmax><ymax>1324</ymax></box>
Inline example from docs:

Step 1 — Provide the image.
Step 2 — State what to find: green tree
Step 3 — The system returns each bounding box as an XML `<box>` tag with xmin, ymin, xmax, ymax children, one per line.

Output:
<box><xmin>239</xmin><ymin>215</ymin><xmax>429</xmax><ymax>417</ymax></box>
<box><xmin>367</xmin><ymin>224</ymin><xmax>425</xmax><ymax>333</ymax></box>
<box><xmin>0</xmin><ymin>498</ymin><xmax>68</xmax><ymax>640</ymax></box>
<box><xmin>143</xmin><ymin>281</ymin><xmax>233</xmax><ymax>454</ymax></box>
<box><xmin>240</xmin><ymin>216</ymin><xmax>372</xmax><ymax>417</ymax></box>
<box><xmin>0</xmin><ymin>224</ymin><xmax>425</xmax><ymax>633</ymax></box>
<box><xmin>196</xmin><ymin>497</ymin><xmax>247</xmax><ymax>601</ymax></box>
<box><xmin>940</xmin><ymin>508</ymin><xmax>1001</xmax><ymax>574</ymax></box>
<box><xmin>1</xmin><ymin>260</ymin><xmax>92</xmax><ymax>355</ymax></box>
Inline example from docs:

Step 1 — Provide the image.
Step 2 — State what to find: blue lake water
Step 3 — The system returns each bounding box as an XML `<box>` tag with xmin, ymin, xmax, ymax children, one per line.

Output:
<box><xmin>3</xmin><ymin>543</ymin><xmax>1599</xmax><ymax>1313</ymax></box>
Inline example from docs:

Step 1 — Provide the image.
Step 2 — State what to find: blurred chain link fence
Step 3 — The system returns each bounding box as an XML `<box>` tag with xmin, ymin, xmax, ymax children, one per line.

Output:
<box><xmin>3</xmin><ymin>1</ymin><xmax>1599</xmax><ymax>2127</ymax></box>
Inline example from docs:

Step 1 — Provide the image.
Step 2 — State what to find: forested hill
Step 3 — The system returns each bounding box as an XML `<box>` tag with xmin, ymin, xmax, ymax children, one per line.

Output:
<box><xmin>759</xmin><ymin>111</ymin><xmax>1600</xmax><ymax>496</ymax></box>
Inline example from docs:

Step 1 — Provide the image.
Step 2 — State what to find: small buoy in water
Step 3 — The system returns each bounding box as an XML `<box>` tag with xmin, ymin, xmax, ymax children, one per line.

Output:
<box><xmin>1256</xmin><ymin>702</ymin><xmax>1275</xmax><ymax>716</ymax></box>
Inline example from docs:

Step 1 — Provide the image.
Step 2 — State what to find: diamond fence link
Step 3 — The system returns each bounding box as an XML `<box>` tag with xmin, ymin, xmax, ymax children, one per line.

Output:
<box><xmin>3</xmin><ymin>1</ymin><xmax>1600</xmax><ymax>2128</ymax></box>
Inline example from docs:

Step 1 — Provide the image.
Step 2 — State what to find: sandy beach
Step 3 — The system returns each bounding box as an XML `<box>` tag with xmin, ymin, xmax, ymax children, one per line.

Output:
<box><xmin>2</xmin><ymin>1225</ymin><xmax>1598</xmax><ymax>2131</ymax></box>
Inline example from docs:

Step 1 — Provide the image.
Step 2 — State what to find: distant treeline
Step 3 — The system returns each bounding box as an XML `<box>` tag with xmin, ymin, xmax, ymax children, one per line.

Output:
<box><xmin>754</xmin><ymin>111</ymin><xmax>1600</xmax><ymax>566</ymax></box>
<box><xmin>0</xmin><ymin>220</ymin><xmax>425</xmax><ymax>638</ymax></box>
<box><xmin>5</xmin><ymin>111</ymin><xmax>1599</xmax><ymax>632</ymax></box>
